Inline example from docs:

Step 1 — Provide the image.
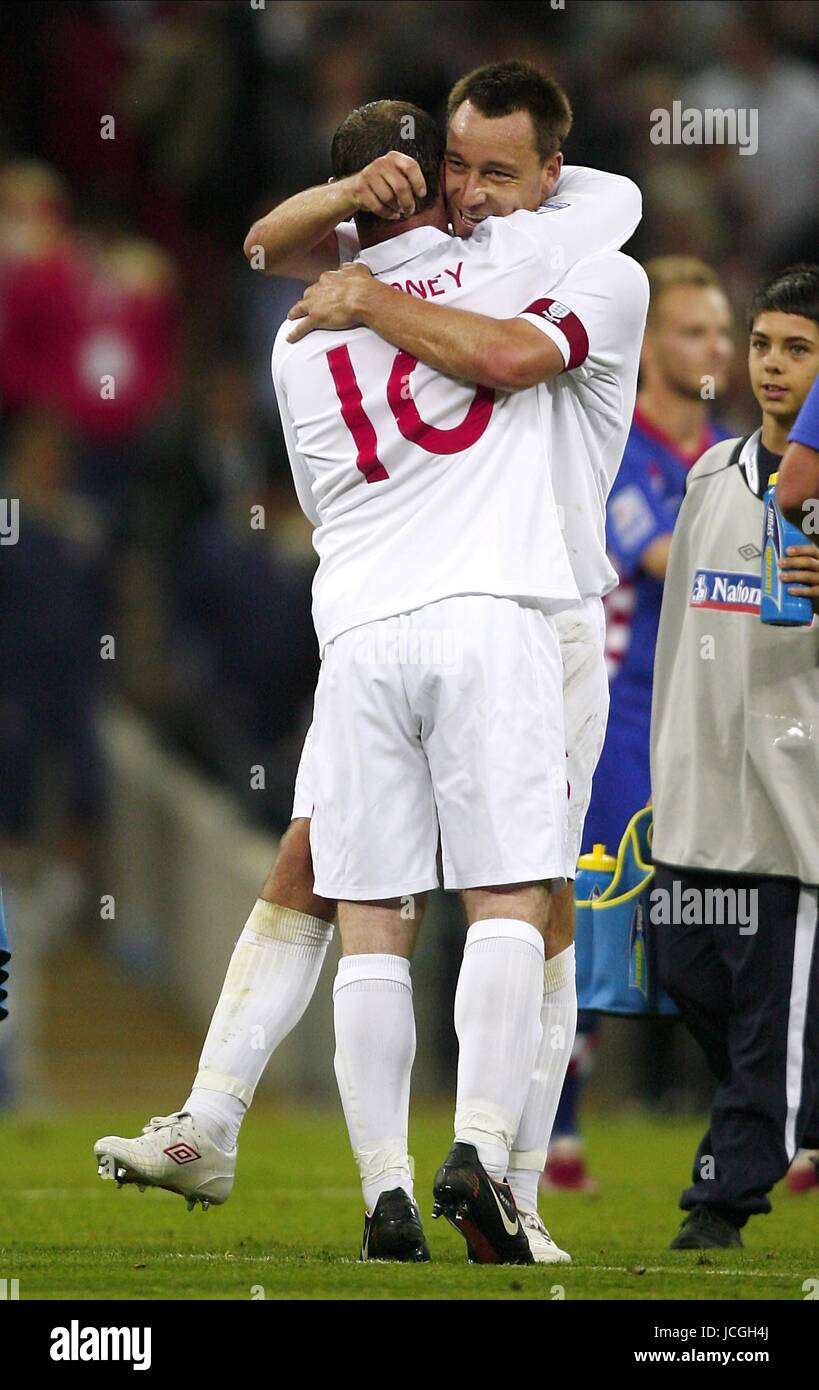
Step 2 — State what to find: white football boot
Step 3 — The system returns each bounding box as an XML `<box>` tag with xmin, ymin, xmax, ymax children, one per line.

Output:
<box><xmin>94</xmin><ymin>1111</ymin><xmax>235</xmax><ymax>1210</ymax></box>
<box><xmin>520</xmin><ymin>1210</ymin><xmax>572</xmax><ymax>1263</ymax></box>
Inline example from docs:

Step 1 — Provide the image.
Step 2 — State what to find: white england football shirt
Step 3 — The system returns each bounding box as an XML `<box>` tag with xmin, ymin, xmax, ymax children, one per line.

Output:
<box><xmin>520</xmin><ymin>250</ymin><xmax>649</xmax><ymax>597</ymax></box>
<box><xmin>335</xmin><ymin>168</ymin><xmax>646</xmax><ymax>601</ymax></box>
<box><xmin>273</xmin><ymin>174</ymin><xmax>642</xmax><ymax>652</ymax></box>
<box><xmin>334</xmin><ymin>165</ymin><xmax>640</xmax><ymax>267</ymax></box>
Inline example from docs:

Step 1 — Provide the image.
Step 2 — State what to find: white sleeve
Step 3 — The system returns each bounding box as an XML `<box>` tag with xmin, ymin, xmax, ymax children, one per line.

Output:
<box><xmin>496</xmin><ymin>166</ymin><xmax>642</xmax><ymax>273</ymax></box>
<box><xmin>517</xmin><ymin>251</ymin><xmax>649</xmax><ymax>374</ymax></box>
<box><xmin>271</xmin><ymin>345</ymin><xmax>320</xmax><ymax>527</ymax></box>
<box><xmin>335</xmin><ymin>220</ymin><xmax>361</xmax><ymax>264</ymax></box>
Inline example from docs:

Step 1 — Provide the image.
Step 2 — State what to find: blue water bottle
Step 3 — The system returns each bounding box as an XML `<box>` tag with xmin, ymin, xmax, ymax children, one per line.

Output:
<box><xmin>760</xmin><ymin>472</ymin><xmax>814</xmax><ymax>626</ymax></box>
<box><xmin>574</xmin><ymin>844</ymin><xmax>616</xmax><ymax>1009</ymax></box>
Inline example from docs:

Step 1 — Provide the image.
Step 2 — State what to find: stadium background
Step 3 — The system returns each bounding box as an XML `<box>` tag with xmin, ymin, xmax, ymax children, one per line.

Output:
<box><xmin>1</xmin><ymin>0</ymin><xmax>818</xmax><ymax>1138</ymax></box>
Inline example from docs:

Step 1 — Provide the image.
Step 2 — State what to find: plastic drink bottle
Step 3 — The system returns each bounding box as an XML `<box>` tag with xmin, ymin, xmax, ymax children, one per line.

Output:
<box><xmin>761</xmin><ymin>471</ymin><xmax>814</xmax><ymax>626</ymax></box>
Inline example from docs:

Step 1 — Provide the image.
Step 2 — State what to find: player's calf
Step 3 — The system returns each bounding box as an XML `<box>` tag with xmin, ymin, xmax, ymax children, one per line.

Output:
<box><xmin>260</xmin><ymin>816</ymin><xmax>335</xmax><ymax>921</ymax></box>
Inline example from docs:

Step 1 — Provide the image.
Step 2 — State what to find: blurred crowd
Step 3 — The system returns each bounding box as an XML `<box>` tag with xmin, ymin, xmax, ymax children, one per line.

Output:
<box><xmin>0</xmin><ymin>0</ymin><xmax>817</xmax><ymax>895</ymax></box>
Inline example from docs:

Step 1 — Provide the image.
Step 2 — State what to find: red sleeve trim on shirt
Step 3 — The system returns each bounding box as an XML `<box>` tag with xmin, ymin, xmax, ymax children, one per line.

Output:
<box><xmin>522</xmin><ymin>297</ymin><xmax>589</xmax><ymax>370</ymax></box>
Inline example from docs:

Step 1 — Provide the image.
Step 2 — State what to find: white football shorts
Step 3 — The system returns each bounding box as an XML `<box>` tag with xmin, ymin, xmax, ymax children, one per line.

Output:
<box><xmin>291</xmin><ymin>723</ymin><xmax>315</xmax><ymax>821</ymax></box>
<box><xmin>554</xmin><ymin>596</ymin><xmax>609</xmax><ymax>878</ymax></box>
<box><xmin>305</xmin><ymin>594</ymin><xmax>567</xmax><ymax>901</ymax></box>
<box><xmin>293</xmin><ymin>595</ymin><xmax>609</xmax><ymax>884</ymax></box>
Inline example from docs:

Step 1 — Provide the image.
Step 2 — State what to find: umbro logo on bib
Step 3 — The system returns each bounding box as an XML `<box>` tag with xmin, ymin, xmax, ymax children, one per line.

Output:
<box><xmin>690</xmin><ymin>568</ymin><xmax>760</xmax><ymax>613</ymax></box>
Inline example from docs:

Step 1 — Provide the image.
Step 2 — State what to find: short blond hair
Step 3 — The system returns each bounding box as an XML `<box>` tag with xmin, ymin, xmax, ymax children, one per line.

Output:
<box><xmin>644</xmin><ymin>256</ymin><xmax>721</xmax><ymax>324</ymax></box>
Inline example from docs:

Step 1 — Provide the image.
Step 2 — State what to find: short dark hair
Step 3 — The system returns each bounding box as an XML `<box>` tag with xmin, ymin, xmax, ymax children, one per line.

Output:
<box><xmin>330</xmin><ymin>100</ymin><xmax>444</xmax><ymax>228</ymax></box>
<box><xmin>748</xmin><ymin>264</ymin><xmax>819</xmax><ymax>332</ymax></box>
<box><xmin>446</xmin><ymin>59</ymin><xmax>572</xmax><ymax>162</ymax></box>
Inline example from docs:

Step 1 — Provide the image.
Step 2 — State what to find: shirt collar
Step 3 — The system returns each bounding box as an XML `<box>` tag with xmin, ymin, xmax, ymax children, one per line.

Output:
<box><xmin>356</xmin><ymin>226</ymin><xmax>452</xmax><ymax>276</ymax></box>
<box><xmin>737</xmin><ymin>427</ymin><xmax>784</xmax><ymax>499</ymax></box>
<box><xmin>632</xmin><ymin>404</ymin><xmax>716</xmax><ymax>469</ymax></box>
<box><xmin>737</xmin><ymin>428</ymin><xmax>763</xmax><ymax>497</ymax></box>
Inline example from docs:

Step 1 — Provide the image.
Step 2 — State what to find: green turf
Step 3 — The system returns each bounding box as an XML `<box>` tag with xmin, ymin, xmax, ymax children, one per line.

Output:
<box><xmin>3</xmin><ymin>1107</ymin><xmax>816</xmax><ymax>1300</ymax></box>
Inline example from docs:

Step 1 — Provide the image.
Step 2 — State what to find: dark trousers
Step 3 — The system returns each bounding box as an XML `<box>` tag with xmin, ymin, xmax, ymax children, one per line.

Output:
<box><xmin>653</xmin><ymin>863</ymin><xmax>819</xmax><ymax>1225</ymax></box>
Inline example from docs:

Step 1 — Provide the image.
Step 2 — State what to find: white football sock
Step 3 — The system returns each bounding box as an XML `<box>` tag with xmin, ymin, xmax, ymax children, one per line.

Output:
<box><xmin>333</xmin><ymin>954</ymin><xmax>415</xmax><ymax>1212</ymax></box>
<box><xmin>506</xmin><ymin>944</ymin><xmax>577</xmax><ymax>1213</ymax></box>
<box><xmin>454</xmin><ymin>919</ymin><xmax>545</xmax><ymax>1182</ymax></box>
<box><xmin>187</xmin><ymin>900</ymin><xmax>334</xmax><ymax>1146</ymax></box>
<box><xmin>183</xmin><ymin>1088</ymin><xmax>245</xmax><ymax>1154</ymax></box>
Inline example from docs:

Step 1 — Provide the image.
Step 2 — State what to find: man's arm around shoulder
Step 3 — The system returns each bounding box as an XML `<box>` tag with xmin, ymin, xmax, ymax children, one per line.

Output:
<box><xmin>244</xmin><ymin>152</ymin><xmax>426</xmax><ymax>281</ymax></box>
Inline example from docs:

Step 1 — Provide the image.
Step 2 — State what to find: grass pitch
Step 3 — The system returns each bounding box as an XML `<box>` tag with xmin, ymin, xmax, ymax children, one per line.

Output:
<box><xmin>3</xmin><ymin>1107</ymin><xmax>816</xmax><ymax>1300</ymax></box>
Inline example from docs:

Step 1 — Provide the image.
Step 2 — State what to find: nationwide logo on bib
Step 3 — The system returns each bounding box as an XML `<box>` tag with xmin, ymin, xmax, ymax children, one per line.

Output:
<box><xmin>689</xmin><ymin>567</ymin><xmax>760</xmax><ymax>613</ymax></box>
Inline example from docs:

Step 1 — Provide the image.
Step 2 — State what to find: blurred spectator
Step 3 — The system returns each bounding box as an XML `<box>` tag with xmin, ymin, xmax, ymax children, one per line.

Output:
<box><xmin>0</xmin><ymin>160</ymin><xmax>178</xmax><ymax>505</ymax></box>
<box><xmin>576</xmin><ymin>258</ymin><xmax>735</xmax><ymax>1130</ymax></box>
<box><xmin>129</xmin><ymin>359</ymin><xmax>281</xmax><ymax>561</ymax></box>
<box><xmin>683</xmin><ymin>2</ymin><xmax>819</xmax><ymax>263</ymax></box>
<box><xmin>0</xmin><ymin>160</ymin><xmax>80</xmax><ymax>419</ymax></box>
<box><xmin>167</xmin><ymin>481</ymin><xmax>318</xmax><ymax>829</ymax></box>
<box><xmin>0</xmin><ymin>409</ymin><xmax>110</xmax><ymax>884</ymax></box>
<box><xmin>255</xmin><ymin>5</ymin><xmax>381</xmax><ymax>190</ymax></box>
<box><xmin>586</xmin><ymin>257</ymin><xmax>736</xmax><ymax>854</ymax></box>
